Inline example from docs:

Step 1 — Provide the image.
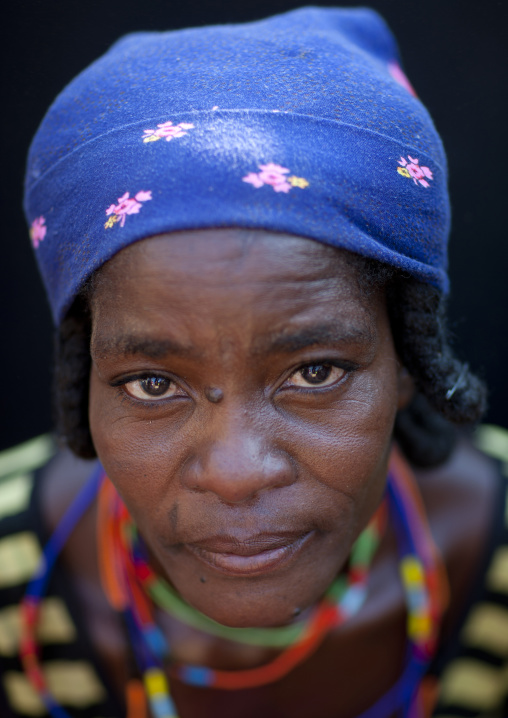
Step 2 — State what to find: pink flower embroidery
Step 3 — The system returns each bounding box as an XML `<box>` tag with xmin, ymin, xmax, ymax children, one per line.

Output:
<box><xmin>105</xmin><ymin>191</ymin><xmax>152</xmax><ymax>228</ymax></box>
<box><xmin>30</xmin><ymin>216</ymin><xmax>47</xmax><ymax>248</ymax></box>
<box><xmin>142</xmin><ymin>121</ymin><xmax>195</xmax><ymax>143</ymax></box>
<box><xmin>397</xmin><ymin>156</ymin><xmax>433</xmax><ymax>188</ymax></box>
<box><xmin>242</xmin><ymin>163</ymin><xmax>309</xmax><ymax>193</ymax></box>
<box><xmin>387</xmin><ymin>62</ymin><xmax>417</xmax><ymax>98</ymax></box>
<box><xmin>243</xmin><ymin>172</ymin><xmax>264</xmax><ymax>189</ymax></box>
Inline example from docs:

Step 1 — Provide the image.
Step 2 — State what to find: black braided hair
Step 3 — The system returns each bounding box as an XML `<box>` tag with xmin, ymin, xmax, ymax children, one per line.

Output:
<box><xmin>53</xmin><ymin>290</ymin><xmax>95</xmax><ymax>459</ymax></box>
<box><xmin>53</xmin><ymin>258</ymin><xmax>487</xmax><ymax>466</ymax></box>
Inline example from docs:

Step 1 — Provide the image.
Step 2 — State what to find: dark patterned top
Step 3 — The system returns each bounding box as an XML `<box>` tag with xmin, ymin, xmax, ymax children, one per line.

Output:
<box><xmin>0</xmin><ymin>429</ymin><xmax>507</xmax><ymax>718</ymax></box>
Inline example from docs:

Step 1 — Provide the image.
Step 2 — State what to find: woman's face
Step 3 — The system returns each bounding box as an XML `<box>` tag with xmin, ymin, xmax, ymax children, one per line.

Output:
<box><xmin>89</xmin><ymin>229</ymin><xmax>408</xmax><ymax>628</ymax></box>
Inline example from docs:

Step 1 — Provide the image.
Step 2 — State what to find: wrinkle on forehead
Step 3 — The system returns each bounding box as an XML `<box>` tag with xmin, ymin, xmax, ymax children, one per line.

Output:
<box><xmin>95</xmin><ymin>229</ymin><xmax>358</xmax><ymax>286</ymax></box>
<box><xmin>90</xmin><ymin>230</ymin><xmax>388</xmax><ymax>349</ymax></box>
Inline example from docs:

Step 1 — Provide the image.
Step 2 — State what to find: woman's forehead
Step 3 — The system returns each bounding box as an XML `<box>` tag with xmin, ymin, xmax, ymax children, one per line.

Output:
<box><xmin>98</xmin><ymin>229</ymin><xmax>367</xmax><ymax>286</ymax></box>
<box><xmin>91</xmin><ymin>230</ymin><xmax>385</xmax><ymax>349</ymax></box>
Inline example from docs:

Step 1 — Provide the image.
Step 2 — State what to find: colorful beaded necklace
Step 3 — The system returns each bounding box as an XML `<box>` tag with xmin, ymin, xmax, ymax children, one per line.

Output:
<box><xmin>100</xmin><ymin>499</ymin><xmax>382</xmax><ymax>649</ymax></box>
<box><xmin>20</xmin><ymin>447</ymin><xmax>448</xmax><ymax>718</ymax></box>
<box><xmin>97</xmin><ymin>476</ymin><xmax>385</xmax><ymax>698</ymax></box>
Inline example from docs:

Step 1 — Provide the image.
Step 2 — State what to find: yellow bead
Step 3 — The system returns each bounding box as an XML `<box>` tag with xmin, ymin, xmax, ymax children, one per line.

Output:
<box><xmin>408</xmin><ymin>614</ymin><xmax>432</xmax><ymax>640</ymax></box>
<box><xmin>144</xmin><ymin>667</ymin><xmax>168</xmax><ymax>697</ymax></box>
<box><xmin>400</xmin><ymin>556</ymin><xmax>424</xmax><ymax>586</ymax></box>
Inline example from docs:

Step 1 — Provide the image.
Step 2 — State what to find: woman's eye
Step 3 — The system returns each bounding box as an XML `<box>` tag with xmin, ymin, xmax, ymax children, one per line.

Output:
<box><xmin>287</xmin><ymin>363</ymin><xmax>345</xmax><ymax>388</ymax></box>
<box><xmin>123</xmin><ymin>376</ymin><xmax>177</xmax><ymax>401</ymax></box>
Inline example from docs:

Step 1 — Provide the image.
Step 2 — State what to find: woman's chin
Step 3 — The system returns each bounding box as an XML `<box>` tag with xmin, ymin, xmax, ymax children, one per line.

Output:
<box><xmin>171</xmin><ymin>571</ymin><xmax>323</xmax><ymax>630</ymax></box>
<box><xmin>189</xmin><ymin>599</ymin><xmax>305</xmax><ymax>630</ymax></box>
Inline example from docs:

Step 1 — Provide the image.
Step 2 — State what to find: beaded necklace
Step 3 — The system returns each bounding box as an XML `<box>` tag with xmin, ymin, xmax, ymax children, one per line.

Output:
<box><xmin>20</xmin><ymin>447</ymin><xmax>448</xmax><ymax>718</ymax></box>
<box><xmin>98</xmin><ymin>477</ymin><xmax>385</xmax><ymax>696</ymax></box>
<box><xmin>101</xmin><ymin>502</ymin><xmax>382</xmax><ymax>649</ymax></box>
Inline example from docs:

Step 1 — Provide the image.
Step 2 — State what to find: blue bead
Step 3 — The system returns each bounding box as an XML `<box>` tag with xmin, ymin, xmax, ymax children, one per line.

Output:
<box><xmin>407</xmin><ymin>591</ymin><xmax>427</xmax><ymax>612</ymax></box>
<box><xmin>181</xmin><ymin>665</ymin><xmax>214</xmax><ymax>686</ymax></box>
<box><xmin>144</xmin><ymin>625</ymin><xmax>168</xmax><ymax>658</ymax></box>
<box><xmin>150</xmin><ymin>693</ymin><xmax>178</xmax><ymax>718</ymax></box>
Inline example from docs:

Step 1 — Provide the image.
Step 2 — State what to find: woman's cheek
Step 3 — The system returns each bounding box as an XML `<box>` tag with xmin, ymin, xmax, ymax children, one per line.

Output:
<box><xmin>287</xmin><ymin>367</ymin><xmax>398</xmax><ymax>451</ymax></box>
<box><xmin>89</xmin><ymin>375</ymin><xmax>189</xmax><ymax>516</ymax></box>
<box><xmin>89</xmin><ymin>371</ymin><xmax>152</xmax><ymax>482</ymax></box>
<box><xmin>276</xmin><ymin>383</ymin><xmax>397</xmax><ymax>528</ymax></box>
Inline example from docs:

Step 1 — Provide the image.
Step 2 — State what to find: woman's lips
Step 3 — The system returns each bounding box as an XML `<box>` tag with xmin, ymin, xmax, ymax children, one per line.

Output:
<box><xmin>185</xmin><ymin>531</ymin><xmax>313</xmax><ymax>577</ymax></box>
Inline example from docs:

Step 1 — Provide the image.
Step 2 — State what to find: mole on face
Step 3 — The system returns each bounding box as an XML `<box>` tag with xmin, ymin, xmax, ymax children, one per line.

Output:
<box><xmin>204</xmin><ymin>387</ymin><xmax>224</xmax><ymax>404</ymax></box>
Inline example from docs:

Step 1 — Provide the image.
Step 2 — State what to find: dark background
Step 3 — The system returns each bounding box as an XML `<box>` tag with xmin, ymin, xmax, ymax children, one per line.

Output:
<box><xmin>1</xmin><ymin>0</ymin><xmax>506</xmax><ymax>451</ymax></box>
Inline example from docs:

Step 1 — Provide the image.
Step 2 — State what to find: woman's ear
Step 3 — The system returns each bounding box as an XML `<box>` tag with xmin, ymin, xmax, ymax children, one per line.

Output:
<box><xmin>397</xmin><ymin>364</ymin><xmax>415</xmax><ymax>410</ymax></box>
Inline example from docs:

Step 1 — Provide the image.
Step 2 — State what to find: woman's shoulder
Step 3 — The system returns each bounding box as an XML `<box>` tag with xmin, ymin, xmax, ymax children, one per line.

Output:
<box><xmin>416</xmin><ymin>425</ymin><xmax>508</xmax><ymax>716</ymax></box>
<box><xmin>416</xmin><ymin>428</ymin><xmax>505</xmax><ymax>580</ymax></box>
<box><xmin>0</xmin><ymin>435</ymin><xmax>57</xmax><ymax>600</ymax></box>
<box><xmin>0</xmin><ymin>433</ymin><xmax>95</xmax><ymax>544</ymax></box>
<box><xmin>0</xmin><ymin>436</ymin><xmax>122</xmax><ymax>718</ymax></box>
<box><xmin>0</xmin><ymin>434</ymin><xmax>56</xmax><ymax>526</ymax></box>
<box><xmin>415</xmin><ymin>427</ymin><xmax>507</xmax><ymax>625</ymax></box>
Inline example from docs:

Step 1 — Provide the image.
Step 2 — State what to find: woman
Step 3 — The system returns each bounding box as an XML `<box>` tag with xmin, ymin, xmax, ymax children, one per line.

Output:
<box><xmin>1</xmin><ymin>6</ymin><xmax>507</xmax><ymax>717</ymax></box>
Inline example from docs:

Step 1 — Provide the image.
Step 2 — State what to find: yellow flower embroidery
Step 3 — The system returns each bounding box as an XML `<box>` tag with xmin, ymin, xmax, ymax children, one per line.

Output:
<box><xmin>397</xmin><ymin>156</ymin><xmax>433</xmax><ymax>187</ymax></box>
<box><xmin>104</xmin><ymin>215</ymin><xmax>119</xmax><ymax>229</ymax></box>
<box><xmin>288</xmin><ymin>176</ymin><xmax>310</xmax><ymax>189</ymax></box>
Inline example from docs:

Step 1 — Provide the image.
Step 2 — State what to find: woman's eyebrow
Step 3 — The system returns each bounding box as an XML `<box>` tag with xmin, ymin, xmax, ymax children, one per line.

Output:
<box><xmin>92</xmin><ymin>334</ymin><xmax>204</xmax><ymax>360</ymax></box>
<box><xmin>254</xmin><ymin>323</ymin><xmax>375</xmax><ymax>354</ymax></box>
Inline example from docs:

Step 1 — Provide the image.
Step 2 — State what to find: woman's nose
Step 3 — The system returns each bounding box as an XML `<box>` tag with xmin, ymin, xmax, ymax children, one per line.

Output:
<box><xmin>182</xmin><ymin>421</ymin><xmax>295</xmax><ymax>504</ymax></box>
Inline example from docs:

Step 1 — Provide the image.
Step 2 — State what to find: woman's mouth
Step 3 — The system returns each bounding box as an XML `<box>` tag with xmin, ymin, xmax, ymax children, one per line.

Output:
<box><xmin>185</xmin><ymin>531</ymin><xmax>314</xmax><ymax>576</ymax></box>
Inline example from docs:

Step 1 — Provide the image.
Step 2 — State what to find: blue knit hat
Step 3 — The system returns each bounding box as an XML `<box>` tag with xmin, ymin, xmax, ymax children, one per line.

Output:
<box><xmin>24</xmin><ymin>6</ymin><xmax>450</xmax><ymax>325</ymax></box>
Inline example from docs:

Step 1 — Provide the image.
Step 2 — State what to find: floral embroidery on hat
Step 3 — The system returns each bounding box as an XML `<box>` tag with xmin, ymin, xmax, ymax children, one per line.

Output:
<box><xmin>105</xmin><ymin>191</ymin><xmax>152</xmax><ymax>228</ymax></box>
<box><xmin>397</xmin><ymin>156</ymin><xmax>433</xmax><ymax>188</ymax></box>
<box><xmin>30</xmin><ymin>216</ymin><xmax>47</xmax><ymax>248</ymax></box>
<box><xmin>387</xmin><ymin>62</ymin><xmax>417</xmax><ymax>98</ymax></box>
<box><xmin>142</xmin><ymin>121</ymin><xmax>195</xmax><ymax>143</ymax></box>
<box><xmin>242</xmin><ymin>163</ymin><xmax>309</xmax><ymax>193</ymax></box>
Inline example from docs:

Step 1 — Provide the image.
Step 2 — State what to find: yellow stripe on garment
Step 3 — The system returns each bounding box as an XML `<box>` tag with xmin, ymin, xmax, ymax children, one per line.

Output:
<box><xmin>437</xmin><ymin>659</ymin><xmax>508</xmax><ymax>711</ymax></box>
<box><xmin>0</xmin><ymin>473</ymin><xmax>34</xmax><ymax>520</ymax></box>
<box><xmin>1</xmin><ymin>672</ymin><xmax>45</xmax><ymax>716</ymax></box>
<box><xmin>461</xmin><ymin>603</ymin><xmax>508</xmax><ymax>656</ymax></box>
<box><xmin>0</xmin><ymin>532</ymin><xmax>41</xmax><ymax>588</ymax></box>
<box><xmin>475</xmin><ymin>424</ymin><xmax>508</xmax><ymax>477</ymax></box>
<box><xmin>3</xmin><ymin>662</ymin><xmax>107</xmax><ymax>715</ymax></box>
<box><xmin>0</xmin><ymin>435</ymin><xmax>55</xmax><ymax>481</ymax></box>
<box><xmin>0</xmin><ymin>597</ymin><xmax>77</xmax><ymax>656</ymax></box>
<box><xmin>486</xmin><ymin>546</ymin><xmax>508</xmax><ymax>594</ymax></box>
